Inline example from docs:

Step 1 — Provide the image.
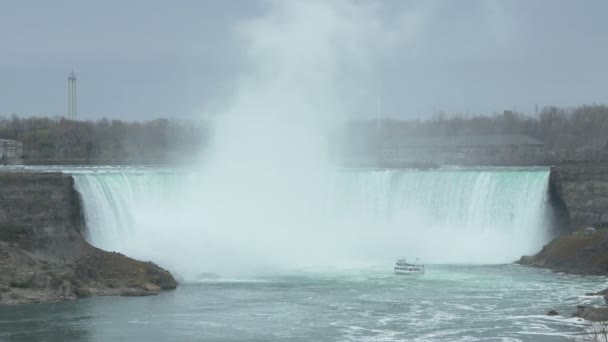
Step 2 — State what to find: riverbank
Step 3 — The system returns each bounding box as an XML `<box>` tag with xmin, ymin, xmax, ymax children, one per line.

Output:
<box><xmin>515</xmin><ymin>162</ymin><xmax>608</xmax><ymax>320</ymax></box>
<box><xmin>0</xmin><ymin>172</ymin><xmax>177</xmax><ymax>305</ymax></box>
<box><xmin>517</xmin><ymin>230</ymin><xmax>608</xmax><ymax>275</ymax></box>
<box><xmin>516</xmin><ymin>230</ymin><xmax>608</xmax><ymax>321</ymax></box>
<box><xmin>520</xmin><ymin>161</ymin><xmax>608</xmax><ymax>275</ymax></box>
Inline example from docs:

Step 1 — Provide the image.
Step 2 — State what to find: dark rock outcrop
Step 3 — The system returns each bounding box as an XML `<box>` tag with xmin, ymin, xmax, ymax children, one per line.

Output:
<box><xmin>517</xmin><ymin>162</ymin><xmax>608</xmax><ymax>320</ymax></box>
<box><xmin>0</xmin><ymin>172</ymin><xmax>177</xmax><ymax>305</ymax></box>
<box><xmin>519</xmin><ymin>162</ymin><xmax>608</xmax><ymax>275</ymax></box>
<box><xmin>517</xmin><ymin>230</ymin><xmax>608</xmax><ymax>275</ymax></box>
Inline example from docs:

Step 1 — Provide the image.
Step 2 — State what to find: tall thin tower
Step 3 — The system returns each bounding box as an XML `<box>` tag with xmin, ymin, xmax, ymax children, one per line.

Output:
<box><xmin>68</xmin><ymin>71</ymin><xmax>77</xmax><ymax>120</ymax></box>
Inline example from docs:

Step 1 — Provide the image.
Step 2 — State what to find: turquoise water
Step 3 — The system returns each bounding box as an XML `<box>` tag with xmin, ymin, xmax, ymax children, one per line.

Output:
<box><xmin>0</xmin><ymin>166</ymin><xmax>595</xmax><ymax>341</ymax></box>
<box><xmin>1</xmin><ymin>265</ymin><xmax>605</xmax><ymax>341</ymax></box>
<box><xmin>71</xmin><ymin>167</ymin><xmax>553</xmax><ymax>279</ymax></box>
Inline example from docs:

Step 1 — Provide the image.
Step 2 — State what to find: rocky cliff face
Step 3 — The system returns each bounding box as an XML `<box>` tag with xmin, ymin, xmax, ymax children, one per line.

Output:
<box><xmin>0</xmin><ymin>172</ymin><xmax>177</xmax><ymax>305</ymax></box>
<box><xmin>0</xmin><ymin>172</ymin><xmax>85</xmax><ymax>257</ymax></box>
<box><xmin>550</xmin><ymin>162</ymin><xmax>608</xmax><ymax>231</ymax></box>
<box><xmin>520</xmin><ymin>163</ymin><xmax>608</xmax><ymax>318</ymax></box>
<box><xmin>519</xmin><ymin>162</ymin><xmax>608</xmax><ymax>274</ymax></box>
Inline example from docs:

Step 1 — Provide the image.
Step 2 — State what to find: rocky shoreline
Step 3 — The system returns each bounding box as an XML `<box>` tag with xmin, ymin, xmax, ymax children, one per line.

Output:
<box><xmin>517</xmin><ymin>231</ymin><xmax>608</xmax><ymax>321</ymax></box>
<box><xmin>0</xmin><ymin>242</ymin><xmax>177</xmax><ymax>304</ymax></box>
<box><xmin>517</xmin><ymin>230</ymin><xmax>608</xmax><ymax>276</ymax></box>
<box><xmin>0</xmin><ymin>172</ymin><xmax>177</xmax><ymax>305</ymax></box>
<box><xmin>517</xmin><ymin>162</ymin><xmax>608</xmax><ymax>321</ymax></box>
<box><xmin>3</xmin><ymin>162</ymin><xmax>608</xmax><ymax>308</ymax></box>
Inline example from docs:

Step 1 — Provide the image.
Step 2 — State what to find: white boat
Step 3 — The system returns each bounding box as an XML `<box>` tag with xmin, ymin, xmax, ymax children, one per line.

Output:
<box><xmin>394</xmin><ymin>258</ymin><xmax>425</xmax><ymax>275</ymax></box>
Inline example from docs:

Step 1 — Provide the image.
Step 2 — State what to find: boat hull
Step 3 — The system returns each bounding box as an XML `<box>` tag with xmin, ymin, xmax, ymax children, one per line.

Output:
<box><xmin>394</xmin><ymin>259</ymin><xmax>425</xmax><ymax>275</ymax></box>
<box><xmin>394</xmin><ymin>270</ymin><xmax>424</xmax><ymax>275</ymax></box>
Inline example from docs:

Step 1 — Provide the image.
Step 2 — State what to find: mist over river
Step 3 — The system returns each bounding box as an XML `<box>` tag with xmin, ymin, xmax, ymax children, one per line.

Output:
<box><xmin>70</xmin><ymin>166</ymin><xmax>553</xmax><ymax>280</ymax></box>
<box><xmin>3</xmin><ymin>0</ymin><xmax>608</xmax><ymax>340</ymax></box>
<box><xmin>1</xmin><ymin>165</ymin><xmax>605</xmax><ymax>341</ymax></box>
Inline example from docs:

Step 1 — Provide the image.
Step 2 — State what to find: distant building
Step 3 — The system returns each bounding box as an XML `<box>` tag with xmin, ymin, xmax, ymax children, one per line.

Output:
<box><xmin>0</xmin><ymin>139</ymin><xmax>24</xmax><ymax>163</ymax></box>
<box><xmin>342</xmin><ymin>134</ymin><xmax>546</xmax><ymax>167</ymax></box>
<box><xmin>585</xmin><ymin>227</ymin><xmax>597</xmax><ymax>236</ymax></box>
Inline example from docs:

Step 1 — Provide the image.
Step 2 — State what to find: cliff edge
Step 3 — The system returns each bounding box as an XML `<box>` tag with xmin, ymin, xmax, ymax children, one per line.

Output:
<box><xmin>521</xmin><ymin>162</ymin><xmax>608</xmax><ymax>274</ymax></box>
<box><xmin>518</xmin><ymin>162</ymin><xmax>608</xmax><ymax>274</ymax></box>
<box><xmin>0</xmin><ymin>172</ymin><xmax>177</xmax><ymax>305</ymax></box>
<box><xmin>520</xmin><ymin>162</ymin><xmax>608</xmax><ymax>319</ymax></box>
<box><xmin>550</xmin><ymin>162</ymin><xmax>608</xmax><ymax>230</ymax></box>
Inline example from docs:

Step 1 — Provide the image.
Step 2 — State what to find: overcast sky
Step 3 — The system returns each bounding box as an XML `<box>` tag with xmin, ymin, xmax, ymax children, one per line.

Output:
<box><xmin>1</xmin><ymin>0</ymin><xmax>607</xmax><ymax>121</ymax></box>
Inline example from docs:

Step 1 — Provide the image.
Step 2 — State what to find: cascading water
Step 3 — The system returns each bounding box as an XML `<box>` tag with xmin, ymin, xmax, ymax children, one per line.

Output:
<box><xmin>73</xmin><ymin>168</ymin><xmax>552</xmax><ymax>281</ymax></box>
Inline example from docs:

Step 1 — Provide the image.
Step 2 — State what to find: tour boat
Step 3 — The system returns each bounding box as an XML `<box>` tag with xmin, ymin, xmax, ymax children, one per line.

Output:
<box><xmin>394</xmin><ymin>258</ymin><xmax>425</xmax><ymax>275</ymax></box>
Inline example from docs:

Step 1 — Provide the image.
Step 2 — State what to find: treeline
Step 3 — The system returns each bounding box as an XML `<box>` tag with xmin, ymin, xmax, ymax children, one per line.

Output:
<box><xmin>346</xmin><ymin>104</ymin><xmax>608</xmax><ymax>161</ymax></box>
<box><xmin>0</xmin><ymin>115</ymin><xmax>208</xmax><ymax>164</ymax></box>
<box><xmin>2</xmin><ymin>104</ymin><xmax>607</xmax><ymax>164</ymax></box>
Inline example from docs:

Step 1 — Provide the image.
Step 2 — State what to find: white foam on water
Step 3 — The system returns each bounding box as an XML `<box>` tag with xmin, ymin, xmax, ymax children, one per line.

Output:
<box><xmin>74</xmin><ymin>168</ymin><xmax>552</xmax><ymax>280</ymax></box>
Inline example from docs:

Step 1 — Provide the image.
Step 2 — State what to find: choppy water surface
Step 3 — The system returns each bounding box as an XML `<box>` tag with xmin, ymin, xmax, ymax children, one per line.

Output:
<box><xmin>1</xmin><ymin>264</ymin><xmax>606</xmax><ymax>341</ymax></box>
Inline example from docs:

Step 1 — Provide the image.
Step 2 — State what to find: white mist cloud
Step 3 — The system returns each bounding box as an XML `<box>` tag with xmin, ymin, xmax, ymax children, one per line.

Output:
<box><xmin>189</xmin><ymin>0</ymin><xmax>391</xmax><ymax>275</ymax></box>
<box><xmin>77</xmin><ymin>2</ymin><xmax>551</xmax><ymax>281</ymax></box>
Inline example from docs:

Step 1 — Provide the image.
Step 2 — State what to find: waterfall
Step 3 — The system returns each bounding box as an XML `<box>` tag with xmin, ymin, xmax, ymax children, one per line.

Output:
<box><xmin>73</xmin><ymin>168</ymin><xmax>551</xmax><ymax>280</ymax></box>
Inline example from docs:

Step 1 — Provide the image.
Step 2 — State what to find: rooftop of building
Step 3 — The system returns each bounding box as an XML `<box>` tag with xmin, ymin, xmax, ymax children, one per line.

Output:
<box><xmin>0</xmin><ymin>138</ymin><xmax>23</xmax><ymax>145</ymax></box>
<box><xmin>378</xmin><ymin>134</ymin><xmax>544</xmax><ymax>148</ymax></box>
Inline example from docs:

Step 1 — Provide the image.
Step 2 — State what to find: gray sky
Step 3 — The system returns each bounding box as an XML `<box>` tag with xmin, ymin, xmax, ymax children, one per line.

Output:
<box><xmin>1</xmin><ymin>0</ymin><xmax>607</xmax><ymax>121</ymax></box>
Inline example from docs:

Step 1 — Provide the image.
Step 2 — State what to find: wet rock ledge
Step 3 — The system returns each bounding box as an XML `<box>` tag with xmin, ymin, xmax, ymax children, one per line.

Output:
<box><xmin>0</xmin><ymin>172</ymin><xmax>177</xmax><ymax>305</ymax></box>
